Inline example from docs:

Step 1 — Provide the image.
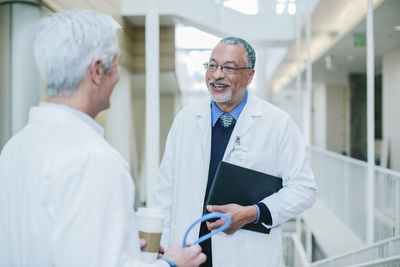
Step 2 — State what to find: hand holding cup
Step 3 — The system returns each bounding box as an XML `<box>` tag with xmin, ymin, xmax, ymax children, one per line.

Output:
<box><xmin>135</xmin><ymin>208</ymin><xmax>165</xmax><ymax>263</ymax></box>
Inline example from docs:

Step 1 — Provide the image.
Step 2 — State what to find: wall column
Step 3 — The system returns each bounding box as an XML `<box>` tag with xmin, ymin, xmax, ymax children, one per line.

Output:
<box><xmin>145</xmin><ymin>0</ymin><xmax>160</xmax><ymax>207</ymax></box>
<box><xmin>0</xmin><ymin>0</ymin><xmax>41</xmax><ymax>148</ymax></box>
<box><xmin>303</xmin><ymin>0</ymin><xmax>312</xmax><ymax>148</ymax></box>
<box><xmin>366</xmin><ymin>0</ymin><xmax>375</xmax><ymax>245</ymax></box>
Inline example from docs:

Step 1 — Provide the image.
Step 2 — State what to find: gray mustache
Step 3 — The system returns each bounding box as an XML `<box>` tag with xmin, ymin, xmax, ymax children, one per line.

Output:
<box><xmin>208</xmin><ymin>81</ymin><xmax>230</xmax><ymax>87</ymax></box>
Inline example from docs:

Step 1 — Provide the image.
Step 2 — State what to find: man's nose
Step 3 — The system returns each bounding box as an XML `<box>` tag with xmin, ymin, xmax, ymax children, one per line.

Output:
<box><xmin>212</xmin><ymin>65</ymin><xmax>226</xmax><ymax>79</ymax></box>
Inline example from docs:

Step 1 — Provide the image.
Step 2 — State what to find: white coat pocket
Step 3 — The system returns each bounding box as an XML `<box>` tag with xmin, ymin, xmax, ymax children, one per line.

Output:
<box><xmin>245</xmin><ymin>151</ymin><xmax>279</xmax><ymax>177</ymax></box>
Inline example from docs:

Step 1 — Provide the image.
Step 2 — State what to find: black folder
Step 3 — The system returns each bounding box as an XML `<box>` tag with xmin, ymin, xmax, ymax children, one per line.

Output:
<box><xmin>205</xmin><ymin>161</ymin><xmax>283</xmax><ymax>234</ymax></box>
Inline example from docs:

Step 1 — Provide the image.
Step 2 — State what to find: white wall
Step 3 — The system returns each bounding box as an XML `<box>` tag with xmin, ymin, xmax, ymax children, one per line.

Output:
<box><xmin>131</xmin><ymin>92</ymin><xmax>178</xmax><ymax>205</ymax></box>
<box><xmin>105</xmin><ymin>67</ymin><xmax>134</xmax><ymax>167</ymax></box>
<box><xmin>274</xmin><ymin>88</ymin><xmax>304</xmax><ymax>131</ymax></box>
<box><xmin>382</xmin><ymin>49</ymin><xmax>400</xmax><ymax>171</ymax></box>
<box><xmin>160</xmin><ymin>94</ymin><xmax>177</xmax><ymax>156</ymax></box>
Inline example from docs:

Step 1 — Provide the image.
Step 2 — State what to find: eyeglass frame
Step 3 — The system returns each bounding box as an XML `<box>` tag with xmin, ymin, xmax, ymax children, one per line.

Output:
<box><xmin>203</xmin><ymin>62</ymin><xmax>252</xmax><ymax>74</ymax></box>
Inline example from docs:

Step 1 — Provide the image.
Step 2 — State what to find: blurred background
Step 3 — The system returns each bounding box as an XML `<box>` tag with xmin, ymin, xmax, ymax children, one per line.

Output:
<box><xmin>0</xmin><ymin>0</ymin><xmax>399</xmax><ymax>265</ymax></box>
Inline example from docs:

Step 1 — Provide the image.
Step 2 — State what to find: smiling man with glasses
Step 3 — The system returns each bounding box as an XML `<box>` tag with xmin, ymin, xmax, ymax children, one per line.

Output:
<box><xmin>155</xmin><ymin>37</ymin><xmax>317</xmax><ymax>267</ymax></box>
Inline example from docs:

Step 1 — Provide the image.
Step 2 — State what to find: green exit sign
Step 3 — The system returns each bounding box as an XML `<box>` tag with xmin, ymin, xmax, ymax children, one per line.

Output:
<box><xmin>353</xmin><ymin>33</ymin><xmax>366</xmax><ymax>47</ymax></box>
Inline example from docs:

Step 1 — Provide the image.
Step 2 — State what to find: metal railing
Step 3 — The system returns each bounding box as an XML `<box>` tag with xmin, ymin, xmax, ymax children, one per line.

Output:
<box><xmin>283</xmin><ymin>233</ymin><xmax>309</xmax><ymax>267</ymax></box>
<box><xmin>283</xmin><ymin>147</ymin><xmax>400</xmax><ymax>266</ymax></box>
<box><xmin>308</xmin><ymin>236</ymin><xmax>400</xmax><ymax>267</ymax></box>
<box><xmin>310</xmin><ymin>146</ymin><xmax>400</xmax><ymax>243</ymax></box>
<box><xmin>283</xmin><ymin>234</ymin><xmax>400</xmax><ymax>267</ymax></box>
<box><xmin>348</xmin><ymin>255</ymin><xmax>400</xmax><ymax>267</ymax></box>
<box><xmin>374</xmin><ymin>166</ymin><xmax>400</xmax><ymax>241</ymax></box>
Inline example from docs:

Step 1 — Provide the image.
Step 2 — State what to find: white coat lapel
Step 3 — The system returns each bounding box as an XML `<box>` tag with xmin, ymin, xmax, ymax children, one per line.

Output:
<box><xmin>223</xmin><ymin>94</ymin><xmax>262</xmax><ymax>161</ymax></box>
<box><xmin>194</xmin><ymin>100</ymin><xmax>212</xmax><ymax>170</ymax></box>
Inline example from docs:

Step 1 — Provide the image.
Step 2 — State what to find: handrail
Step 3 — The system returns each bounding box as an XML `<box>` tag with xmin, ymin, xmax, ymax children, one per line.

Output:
<box><xmin>347</xmin><ymin>255</ymin><xmax>400</xmax><ymax>267</ymax></box>
<box><xmin>308</xmin><ymin>236</ymin><xmax>400</xmax><ymax>266</ymax></box>
<box><xmin>310</xmin><ymin>146</ymin><xmax>368</xmax><ymax>168</ymax></box>
<box><xmin>310</xmin><ymin>145</ymin><xmax>400</xmax><ymax>178</ymax></box>
<box><xmin>284</xmin><ymin>233</ymin><xmax>400</xmax><ymax>267</ymax></box>
<box><xmin>374</xmin><ymin>165</ymin><xmax>400</xmax><ymax>178</ymax></box>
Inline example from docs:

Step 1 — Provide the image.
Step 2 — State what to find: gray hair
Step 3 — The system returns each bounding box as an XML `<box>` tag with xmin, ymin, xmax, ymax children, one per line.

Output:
<box><xmin>33</xmin><ymin>9</ymin><xmax>121</xmax><ymax>97</ymax></box>
<box><xmin>219</xmin><ymin>37</ymin><xmax>256</xmax><ymax>69</ymax></box>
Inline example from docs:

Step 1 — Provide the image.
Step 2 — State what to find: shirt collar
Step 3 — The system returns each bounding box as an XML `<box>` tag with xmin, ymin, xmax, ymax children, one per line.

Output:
<box><xmin>211</xmin><ymin>90</ymin><xmax>248</xmax><ymax>126</ymax></box>
<box><xmin>39</xmin><ymin>102</ymin><xmax>105</xmax><ymax>137</ymax></box>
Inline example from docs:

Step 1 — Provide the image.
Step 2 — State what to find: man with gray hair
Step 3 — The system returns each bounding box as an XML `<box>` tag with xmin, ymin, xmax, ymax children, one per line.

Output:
<box><xmin>155</xmin><ymin>37</ymin><xmax>317</xmax><ymax>266</ymax></box>
<box><xmin>0</xmin><ymin>9</ymin><xmax>205</xmax><ymax>267</ymax></box>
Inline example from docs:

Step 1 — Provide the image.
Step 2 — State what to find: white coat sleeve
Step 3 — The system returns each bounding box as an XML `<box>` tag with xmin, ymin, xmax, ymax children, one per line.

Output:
<box><xmin>51</xmin><ymin>152</ymin><xmax>166</xmax><ymax>267</ymax></box>
<box><xmin>261</xmin><ymin>118</ymin><xmax>317</xmax><ymax>227</ymax></box>
<box><xmin>153</xmin><ymin>117</ymin><xmax>179</xmax><ymax>249</ymax></box>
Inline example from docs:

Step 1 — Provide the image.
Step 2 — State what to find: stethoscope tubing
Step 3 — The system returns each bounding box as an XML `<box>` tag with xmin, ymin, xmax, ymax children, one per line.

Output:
<box><xmin>182</xmin><ymin>212</ymin><xmax>231</xmax><ymax>248</ymax></box>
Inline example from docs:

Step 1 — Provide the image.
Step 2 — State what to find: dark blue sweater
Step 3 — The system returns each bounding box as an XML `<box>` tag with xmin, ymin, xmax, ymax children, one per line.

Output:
<box><xmin>199</xmin><ymin>120</ymin><xmax>235</xmax><ymax>267</ymax></box>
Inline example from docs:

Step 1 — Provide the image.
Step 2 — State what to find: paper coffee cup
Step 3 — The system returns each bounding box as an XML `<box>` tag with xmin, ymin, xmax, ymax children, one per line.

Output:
<box><xmin>135</xmin><ymin>207</ymin><xmax>165</xmax><ymax>263</ymax></box>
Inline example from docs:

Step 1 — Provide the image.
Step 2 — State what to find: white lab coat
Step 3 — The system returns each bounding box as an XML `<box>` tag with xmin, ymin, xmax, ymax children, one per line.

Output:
<box><xmin>0</xmin><ymin>105</ymin><xmax>168</xmax><ymax>267</ymax></box>
<box><xmin>155</xmin><ymin>94</ymin><xmax>317</xmax><ymax>267</ymax></box>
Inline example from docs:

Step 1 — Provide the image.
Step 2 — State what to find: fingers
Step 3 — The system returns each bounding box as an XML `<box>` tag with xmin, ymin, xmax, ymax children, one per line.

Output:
<box><xmin>207</xmin><ymin>204</ymin><xmax>226</xmax><ymax>213</ymax></box>
<box><xmin>139</xmin><ymin>239</ymin><xmax>147</xmax><ymax>249</ymax></box>
<box><xmin>207</xmin><ymin>203</ymin><xmax>239</xmax><ymax>213</ymax></box>
<box><xmin>196</xmin><ymin>252</ymin><xmax>207</xmax><ymax>265</ymax></box>
<box><xmin>187</xmin><ymin>244</ymin><xmax>202</xmax><ymax>254</ymax></box>
<box><xmin>188</xmin><ymin>245</ymin><xmax>206</xmax><ymax>266</ymax></box>
<box><xmin>165</xmin><ymin>243</ymin><xmax>206</xmax><ymax>267</ymax></box>
<box><xmin>157</xmin><ymin>244</ymin><xmax>165</xmax><ymax>259</ymax></box>
<box><xmin>206</xmin><ymin>218</ymin><xmax>226</xmax><ymax>231</ymax></box>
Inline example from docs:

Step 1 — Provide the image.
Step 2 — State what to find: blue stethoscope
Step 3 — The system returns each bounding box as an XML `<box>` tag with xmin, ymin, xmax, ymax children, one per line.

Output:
<box><xmin>182</xmin><ymin>212</ymin><xmax>231</xmax><ymax>248</ymax></box>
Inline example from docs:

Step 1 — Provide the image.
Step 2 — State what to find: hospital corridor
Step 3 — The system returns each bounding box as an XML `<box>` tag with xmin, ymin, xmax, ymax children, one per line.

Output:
<box><xmin>0</xmin><ymin>0</ymin><xmax>400</xmax><ymax>266</ymax></box>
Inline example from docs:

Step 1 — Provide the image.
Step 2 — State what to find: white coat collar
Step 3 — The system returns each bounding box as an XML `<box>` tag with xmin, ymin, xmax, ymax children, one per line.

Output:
<box><xmin>38</xmin><ymin>102</ymin><xmax>104</xmax><ymax>137</ymax></box>
<box><xmin>190</xmin><ymin>93</ymin><xmax>264</xmax><ymax>160</ymax></box>
<box><xmin>191</xmin><ymin>93</ymin><xmax>263</xmax><ymax>135</ymax></box>
<box><xmin>29</xmin><ymin>105</ymin><xmax>105</xmax><ymax>138</ymax></box>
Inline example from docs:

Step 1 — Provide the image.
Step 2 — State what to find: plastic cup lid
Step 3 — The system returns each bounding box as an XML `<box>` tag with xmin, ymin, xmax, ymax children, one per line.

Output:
<box><xmin>136</xmin><ymin>207</ymin><xmax>165</xmax><ymax>220</ymax></box>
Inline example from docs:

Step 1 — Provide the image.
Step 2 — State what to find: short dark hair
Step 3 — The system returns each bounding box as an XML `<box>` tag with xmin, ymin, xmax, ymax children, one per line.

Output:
<box><xmin>219</xmin><ymin>37</ymin><xmax>256</xmax><ymax>69</ymax></box>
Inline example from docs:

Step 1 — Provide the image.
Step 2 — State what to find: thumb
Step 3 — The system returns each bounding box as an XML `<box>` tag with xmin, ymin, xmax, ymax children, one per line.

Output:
<box><xmin>140</xmin><ymin>239</ymin><xmax>147</xmax><ymax>248</ymax></box>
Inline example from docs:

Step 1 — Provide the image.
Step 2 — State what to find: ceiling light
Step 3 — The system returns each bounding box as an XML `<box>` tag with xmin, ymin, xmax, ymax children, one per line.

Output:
<box><xmin>395</xmin><ymin>26</ymin><xmax>400</xmax><ymax>31</ymax></box>
<box><xmin>276</xmin><ymin>3</ymin><xmax>285</xmax><ymax>14</ymax></box>
<box><xmin>288</xmin><ymin>3</ymin><xmax>296</xmax><ymax>15</ymax></box>
<box><xmin>223</xmin><ymin>0</ymin><xmax>258</xmax><ymax>15</ymax></box>
<box><xmin>346</xmin><ymin>55</ymin><xmax>354</xmax><ymax>61</ymax></box>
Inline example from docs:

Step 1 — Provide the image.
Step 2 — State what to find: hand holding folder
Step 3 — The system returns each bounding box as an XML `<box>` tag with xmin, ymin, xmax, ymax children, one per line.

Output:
<box><xmin>205</xmin><ymin>161</ymin><xmax>283</xmax><ymax>234</ymax></box>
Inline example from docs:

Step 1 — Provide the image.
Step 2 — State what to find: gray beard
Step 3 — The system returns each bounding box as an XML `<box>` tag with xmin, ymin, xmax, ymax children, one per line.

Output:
<box><xmin>208</xmin><ymin>88</ymin><xmax>233</xmax><ymax>103</ymax></box>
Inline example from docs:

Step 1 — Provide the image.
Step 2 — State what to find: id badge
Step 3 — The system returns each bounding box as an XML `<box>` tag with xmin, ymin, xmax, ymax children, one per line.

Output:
<box><xmin>230</xmin><ymin>136</ymin><xmax>247</xmax><ymax>165</ymax></box>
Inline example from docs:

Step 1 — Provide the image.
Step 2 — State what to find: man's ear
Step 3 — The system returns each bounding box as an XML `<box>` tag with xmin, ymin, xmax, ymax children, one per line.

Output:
<box><xmin>247</xmin><ymin>68</ymin><xmax>255</xmax><ymax>85</ymax></box>
<box><xmin>89</xmin><ymin>59</ymin><xmax>104</xmax><ymax>86</ymax></box>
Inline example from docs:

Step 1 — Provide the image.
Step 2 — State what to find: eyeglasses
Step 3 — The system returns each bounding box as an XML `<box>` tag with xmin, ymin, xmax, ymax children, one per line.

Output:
<box><xmin>203</xmin><ymin>62</ymin><xmax>251</xmax><ymax>74</ymax></box>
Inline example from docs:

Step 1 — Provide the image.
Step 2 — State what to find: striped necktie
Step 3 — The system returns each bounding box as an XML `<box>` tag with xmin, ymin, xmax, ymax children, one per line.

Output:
<box><xmin>220</xmin><ymin>113</ymin><xmax>235</xmax><ymax>128</ymax></box>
